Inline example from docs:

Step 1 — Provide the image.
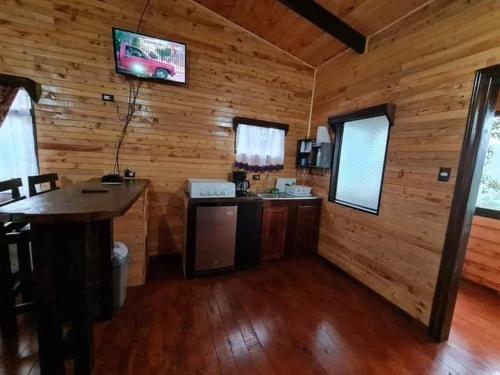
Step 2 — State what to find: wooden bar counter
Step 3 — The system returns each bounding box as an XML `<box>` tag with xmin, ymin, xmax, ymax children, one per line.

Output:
<box><xmin>0</xmin><ymin>178</ymin><xmax>149</xmax><ymax>375</ymax></box>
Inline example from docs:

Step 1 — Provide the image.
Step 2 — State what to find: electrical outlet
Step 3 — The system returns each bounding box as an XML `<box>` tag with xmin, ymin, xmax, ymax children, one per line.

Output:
<box><xmin>102</xmin><ymin>93</ymin><xmax>115</xmax><ymax>102</ymax></box>
<box><xmin>438</xmin><ymin>167</ymin><xmax>451</xmax><ymax>182</ymax></box>
<box><xmin>252</xmin><ymin>174</ymin><xmax>260</xmax><ymax>181</ymax></box>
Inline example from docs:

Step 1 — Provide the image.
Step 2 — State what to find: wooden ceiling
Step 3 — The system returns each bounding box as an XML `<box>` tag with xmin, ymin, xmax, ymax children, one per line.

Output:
<box><xmin>194</xmin><ymin>0</ymin><xmax>429</xmax><ymax>66</ymax></box>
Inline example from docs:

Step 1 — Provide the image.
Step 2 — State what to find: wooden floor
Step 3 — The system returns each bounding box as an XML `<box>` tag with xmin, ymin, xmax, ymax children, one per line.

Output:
<box><xmin>1</xmin><ymin>256</ymin><xmax>500</xmax><ymax>374</ymax></box>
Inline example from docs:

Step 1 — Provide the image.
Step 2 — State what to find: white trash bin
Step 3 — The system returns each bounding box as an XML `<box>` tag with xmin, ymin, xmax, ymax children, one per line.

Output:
<box><xmin>112</xmin><ymin>242</ymin><xmax>130</xmax><ymax>309</ymax></box>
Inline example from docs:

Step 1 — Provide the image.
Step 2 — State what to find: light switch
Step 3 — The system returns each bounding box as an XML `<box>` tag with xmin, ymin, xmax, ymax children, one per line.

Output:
<box><xmin>438</xmin><ymin>168</ymin><xmax>451</xmax><ymax>182</ymax></box>
<box><xmin>102</xmin><ymin>93</ymin><xmax>115</xmax><ymax>102</ymax></box>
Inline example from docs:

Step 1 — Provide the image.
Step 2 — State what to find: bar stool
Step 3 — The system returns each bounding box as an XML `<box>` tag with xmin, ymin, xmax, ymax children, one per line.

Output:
<box><xmin>0</xmin><ymin>178</ymin><xmax>34</xmax><ymax>339</ymax></box>
<box><xmin>28</xmin><ymin>173</ymin><xmax>60</xmax><ymax>197</ymax></box>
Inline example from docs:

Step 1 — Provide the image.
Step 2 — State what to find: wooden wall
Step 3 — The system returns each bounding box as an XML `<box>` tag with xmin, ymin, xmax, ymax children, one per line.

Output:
<box><xmin>463</xmin><ymin>216</ymin><xmax>500</xmax><ymax>293</ymax></box>
<box><xmin>309</xmin><ymin>0</ymin><xmax>500</xmax><ymax>325</ymax></box>
<box><xmin>0</xmin><ymin>0</ymin><xmax>314</xmax><ymax>256</ymax></box>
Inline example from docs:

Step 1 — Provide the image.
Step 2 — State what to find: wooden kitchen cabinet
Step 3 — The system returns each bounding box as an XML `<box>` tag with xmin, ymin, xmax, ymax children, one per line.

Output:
<box><xmin>260</xmin><ymin>206</ymin><xmax>289</xmax><ymax>261</ymax></box>
<box><xmin>260</xmin><ymin>198</ymin><xmax>321</xmax><ymax>261</ymax></box>
<box><xmin>292</xmin><ymin>205</ymin><xmax>320</xmax><ymax>256</ymax></box>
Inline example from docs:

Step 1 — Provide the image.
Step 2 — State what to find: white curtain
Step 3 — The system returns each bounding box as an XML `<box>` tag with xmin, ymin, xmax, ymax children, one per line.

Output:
<box><xmin>235</xmin><ymin>124</ymin><xmax>285</xmax><ymax>172</ymax></box>
<box><xmin>0</xmin><ymin>88</ymin><xmax>39</xmax><ymax>195</ymax></box>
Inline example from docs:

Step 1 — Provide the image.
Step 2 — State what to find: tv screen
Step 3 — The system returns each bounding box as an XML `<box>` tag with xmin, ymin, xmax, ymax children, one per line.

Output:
<box><xmin>112</xmin><ymin>28</ymin><xmax>186</xmax><ymax>85</ymax></box>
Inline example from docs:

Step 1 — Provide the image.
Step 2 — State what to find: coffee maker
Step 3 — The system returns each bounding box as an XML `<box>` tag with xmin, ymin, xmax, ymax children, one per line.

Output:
<box><xmin>232</xmin><ymin>170</ymin><xmax>250</xmax><ymax>196</ymax></box>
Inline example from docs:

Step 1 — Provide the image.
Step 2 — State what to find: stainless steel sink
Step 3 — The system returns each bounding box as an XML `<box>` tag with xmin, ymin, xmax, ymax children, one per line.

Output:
<box><xmin>257</xmin><ymin>192</ymin><xmax>318</xmax><ymax>200</ymax></box>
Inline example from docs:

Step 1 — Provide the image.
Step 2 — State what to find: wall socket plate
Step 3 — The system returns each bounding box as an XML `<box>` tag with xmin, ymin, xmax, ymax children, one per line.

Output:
<box><xmin>102</xmin><ymin>93</ymin><xmax>115</xmax><ymax>102</ymax></box>
<box><xmin>438</xmin><ymin>167</ymin><xmax>451</xmax><ymax>182</ymax></box>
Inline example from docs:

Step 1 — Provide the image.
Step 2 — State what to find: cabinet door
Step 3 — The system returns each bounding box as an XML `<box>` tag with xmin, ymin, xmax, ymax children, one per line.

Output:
<box><xmin>293</xmin><ymin>205</ymin><xmax>320</xmax><ymax>256</ymax></box>
<box><xmin>260</xmin><ymin>206</ymin><xmax>288</xmax><ymax>261</ymax></box>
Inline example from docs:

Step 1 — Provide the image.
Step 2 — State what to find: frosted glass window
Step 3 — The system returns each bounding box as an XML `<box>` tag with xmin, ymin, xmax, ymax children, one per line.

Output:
<box><xmin>332</xmin><ymin>115</ymin><xmax>390</xmax><ymax>214</ymax></box>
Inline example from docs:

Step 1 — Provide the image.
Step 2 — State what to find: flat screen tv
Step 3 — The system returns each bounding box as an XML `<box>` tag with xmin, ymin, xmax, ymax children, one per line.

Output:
<box><xmin>112</xmin><ymin>27</ymin><xmax>187</xmax><ymax>85</ymax></box>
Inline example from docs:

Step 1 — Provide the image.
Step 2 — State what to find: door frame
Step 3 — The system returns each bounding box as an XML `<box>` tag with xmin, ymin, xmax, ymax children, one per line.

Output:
<box><xmin>428</xmin><ymin>64</ymin><xmax>500</xmax><ymax>341</ymax></box>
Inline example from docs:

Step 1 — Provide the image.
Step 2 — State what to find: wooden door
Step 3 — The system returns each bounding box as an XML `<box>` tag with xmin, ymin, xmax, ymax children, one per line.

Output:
<box><xmin>260</xmin><ymin>206</ymin><xmax>288</xmax><ymax>261</ymax></box>
<box><xmin>293</xmin><ymin>205</ymin><xmax>320</xmax><ymax>256</ymax></box>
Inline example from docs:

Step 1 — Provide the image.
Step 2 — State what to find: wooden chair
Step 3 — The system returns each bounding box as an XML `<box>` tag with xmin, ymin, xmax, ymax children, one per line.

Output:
<box><xmin>0</xmin><ymin>178</ymin><xmax>24</xmax><ymax>207</ymax></box>
<box><xmin>0</xmin><ymin>178</ymin><xmax>34</xmax><ymax>339</ymax></box>
<box><xmin>28</xmin><ymin>173</ymin><xmax>60</xmax><ymax>197</ymax></box>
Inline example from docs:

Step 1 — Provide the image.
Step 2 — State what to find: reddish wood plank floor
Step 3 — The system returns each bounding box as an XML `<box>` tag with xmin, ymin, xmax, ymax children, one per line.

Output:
<box><xmin>1</xmin><ymin>256</ymin><xmax>500</xmax><ymax>374</ymax></box>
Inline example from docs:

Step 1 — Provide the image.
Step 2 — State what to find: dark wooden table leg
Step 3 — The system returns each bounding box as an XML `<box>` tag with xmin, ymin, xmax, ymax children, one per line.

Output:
<box><xmin>95</xmin><ymin>219</ymin><xmax>113</xmax><ymax>321</ymax></box>
<box><xmin>0</xmin><ymin>236</ymin><xmax>17</xmax><ymax>339</ymax></box>
<box><xmin>17</xmin><ymin>237</ymin><xmax>34</xmax><ymax>302</ymax></box>
<box><xmin>67</xmin><ymin>222</ymin><xmax>94</xmax><ymax>375</ymax></box>
<box><xmin>32</xmin><ymin>220</ymin><xmax>113</xmax><ymax>375</ymax></box>
<box><xmin>31</xmin><ymin>223</ymin><xmax>65</xmax><ymax>375</ymax></box>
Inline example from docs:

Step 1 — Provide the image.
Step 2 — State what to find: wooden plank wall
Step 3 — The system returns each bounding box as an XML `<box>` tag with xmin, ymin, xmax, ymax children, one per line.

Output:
<box><xmin>463</xmin><ymin>216</ymin><xmax>500</xmax><ymax>293</ymax></box>
<box><xmin>0</xmin><ymin>0</ymin><xmax>314</xmax><ymax>256</ymax></box>
<box><xmin>308</xmin><ymin>0</ymin><xmax>500</xmax><ymax>325</ymax></box>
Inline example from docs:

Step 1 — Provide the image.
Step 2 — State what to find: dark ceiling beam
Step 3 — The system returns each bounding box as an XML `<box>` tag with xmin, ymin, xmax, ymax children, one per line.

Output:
<box><xmin>278</xmin><ymin>0</ymin><xmax>366</xmax><ymax>54</ymax></box>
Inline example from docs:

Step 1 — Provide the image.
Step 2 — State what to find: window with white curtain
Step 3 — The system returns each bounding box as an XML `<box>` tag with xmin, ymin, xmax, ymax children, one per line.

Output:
<box><xmin>0</xmin><ymin>88</ymin><xmax>39</xmax><ymax>195</ymax></box>
<box><xmin>234</xmin><ymin>123</ymin><xmax>286</xmax><ymax>172</ymax></box>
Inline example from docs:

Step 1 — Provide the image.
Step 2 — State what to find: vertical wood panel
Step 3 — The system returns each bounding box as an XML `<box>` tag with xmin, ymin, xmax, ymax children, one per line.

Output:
<box><xmin>0</xmin><ymin>0</ymin><xmax>314</xmax><ymax>258</ymax></box>
<box><xmin>309</xmin><ymin>0</ymin><xmax>500</xmax><ymax>325</ymax></box>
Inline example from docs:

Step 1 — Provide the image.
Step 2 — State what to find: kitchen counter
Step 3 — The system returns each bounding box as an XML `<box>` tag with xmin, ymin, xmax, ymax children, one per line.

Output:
<box><xmin>257</xmin><ymin>192</ymin><xmax>321</xmax><ymax>200</ymax></box>
<box><xmin>185</xmin><ymin>192</ymin><xmax>320</xmax><ymax>202</ymax></box>
<box><xmin>186</xmin><ymin>192</ymin><xmax>260</xmax><ymax>204</ymax></box>
<box><xmin>182</xmin><ymin>191</ymin><xmax>322</xmax><ymax>276</ymax></box>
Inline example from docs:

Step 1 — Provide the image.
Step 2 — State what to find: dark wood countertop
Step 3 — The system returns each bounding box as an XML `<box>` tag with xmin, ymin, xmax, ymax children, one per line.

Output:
<box><xmin>185</xmin><ymin>192</ymin><xmax>261</xmax><ymax>205</ymax></box>
<box><xmin>0</xmin><ymin>179</ymin><xmax>150</xmax><ymax>224</ymax></box>
<box><xmin>184</xmin><ymin>192</ymin><xmax>321</xmax><ymax>205</ymax></box>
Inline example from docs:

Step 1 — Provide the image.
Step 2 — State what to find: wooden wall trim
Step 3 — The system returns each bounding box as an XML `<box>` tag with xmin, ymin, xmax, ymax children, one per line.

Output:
<box><xmin>475</xmin><ymin>207</ymin><xmax>500</xmax><ymax>220</ymax></box>
<box><xmin>0</xmin><ymin>73</ymin><xmax>42</xmax><ymax>103</ymax></box>
<box><xmin>233</xmin><ymin>117</ymin><xmax>289</xmax><ymax>134</ymax></box>
<box><xmin>327</xmin><ymin>103</ymin><xmax>396</xmax><ymax>126</ymax></box>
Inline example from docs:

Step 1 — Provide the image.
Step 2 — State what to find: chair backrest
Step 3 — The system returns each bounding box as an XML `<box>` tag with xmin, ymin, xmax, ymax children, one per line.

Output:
<box><xmin>0</xmin><ymin>178</ymin><xmax>25</xmax><ymax>207</ymax></box>
<box><xmin>28</xmin><ymin>173</ymin><xmax>60</xmax><ymax>197</ymax></box>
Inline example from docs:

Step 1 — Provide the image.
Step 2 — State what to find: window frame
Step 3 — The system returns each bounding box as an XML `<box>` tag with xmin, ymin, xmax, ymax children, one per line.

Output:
<box><xmin>232</xmin><ymin>117</ymin><xmax>289</xmax><ymax>134</ymax></box>
<box><xmin>29</xmin><ymin>96</ymin><xmax>40</xmax><ymax>173</ymax></box>
<box><xmin>474</xmin><ymin>113</ymin><xmax>500</xmax><ymax>220</ymax></box>
<box><xmin>327</xmin><ymin>103</ymin><xmax>396</xmax><ymax>215</ymax></box>
<box><xmin>0</xmin><ymin>73</ymin><xmax>41</xmax><ymax>103</ymax></box>
<box><xmin>475</xmin><ymin>207</ymin><xmax>500</xmax><ymax>220</ymax></box>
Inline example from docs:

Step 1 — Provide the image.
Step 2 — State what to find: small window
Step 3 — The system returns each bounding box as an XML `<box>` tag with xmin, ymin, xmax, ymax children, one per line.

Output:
<box><xmin>328</xmin><ymin>104</ymin><xmax>395</xmax><ymax>215</ymax></box>
<box><xmin>476</xmin><ymin>116</ymin><xmax>500</xmax><ymax>216</ymax></box>
<box><xmin>0</xmin><ymin>87</ymin><xmax>39</xmax><ymax>194</ymax></box>
<box><xmin>233</xmin><ymin>117</ymin><xmax>288</xmax><ymax>172</ymax></box>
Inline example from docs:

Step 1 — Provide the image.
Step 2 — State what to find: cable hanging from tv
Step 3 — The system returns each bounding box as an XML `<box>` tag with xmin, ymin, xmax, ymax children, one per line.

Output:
<box><xmin>103</xmin><ymin>0</ymin><xmax>152</xmax><ymax>184</ymax></box>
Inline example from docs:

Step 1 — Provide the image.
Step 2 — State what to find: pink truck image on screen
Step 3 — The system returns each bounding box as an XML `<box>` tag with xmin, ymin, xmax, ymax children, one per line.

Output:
<box><xmin>113</xmin><ymin>28</ymin><xmax>186</xmax><ymax>85</ymax></box>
